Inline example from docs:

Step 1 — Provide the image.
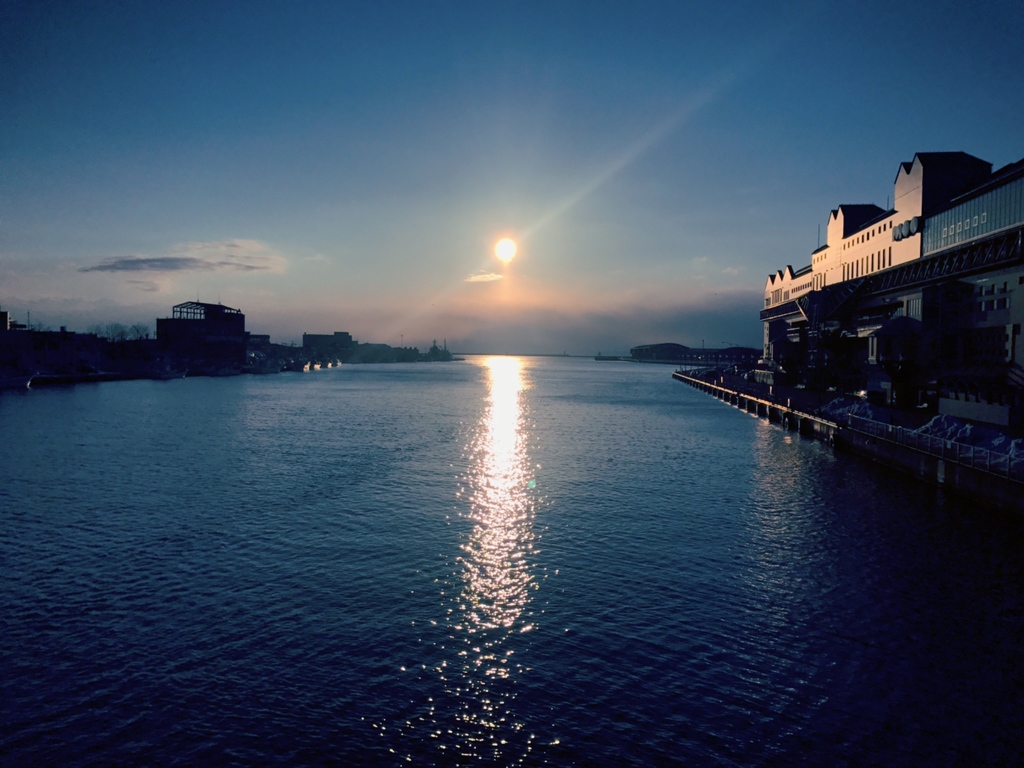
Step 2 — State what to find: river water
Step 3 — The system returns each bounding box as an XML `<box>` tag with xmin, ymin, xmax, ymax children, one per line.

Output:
<box><xmin>2</xmin><ymin>357</ymin><xmax>1022</xmax><ymax>766</ymax></box>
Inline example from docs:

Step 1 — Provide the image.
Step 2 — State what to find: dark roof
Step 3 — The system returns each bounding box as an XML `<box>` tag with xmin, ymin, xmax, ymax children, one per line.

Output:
<box><xmin>834</xmin><ymin>204</ymin><xmax>887</xmax><ymax>237</ymax></box>
<box><xmin>893</xmin><ymin>151</ymin><xmax>991</xmax><ymax>182</ymax></box>
<box><xmin>948</xmin><ymin>155</ymin><xmax>1024</xmax><ymax>206</ymax></box>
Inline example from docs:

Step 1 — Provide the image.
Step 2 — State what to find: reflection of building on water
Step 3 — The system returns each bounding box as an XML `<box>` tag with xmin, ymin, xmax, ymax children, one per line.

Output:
<box><xmin>760</xmin><ymin>150</ymin><xmax>1024</xmax><ymax>428</ymax></box>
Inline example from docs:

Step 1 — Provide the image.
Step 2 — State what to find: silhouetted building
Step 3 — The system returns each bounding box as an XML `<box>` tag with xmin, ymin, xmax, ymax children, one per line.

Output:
<box><xmin>761</xmin><ymin>151</ymin><xmax>1024</xmax><ymax>425</ymax></box>
<box><xmin>631</xmin><ymin>343</ymin><xmax>690</xmax><ymax>362</ymax></box>
<box><xmin>303</xmin><ymin>331</ymin><xmax>355</xmax><ymax>361</ymax></box>
<box><xmin>157</xmin><ymin>301</ymin><xmax>247</xmax><ymax>375</ymax></box>
<box><xmin>0</xmin><ymin>326</ymin><xmax>105</xmax><ymax>377</ymax></box>
<box><xmin>630</xmin><ymin>342</ymin><xmax>759</xmax><ymax>365</ymax></box>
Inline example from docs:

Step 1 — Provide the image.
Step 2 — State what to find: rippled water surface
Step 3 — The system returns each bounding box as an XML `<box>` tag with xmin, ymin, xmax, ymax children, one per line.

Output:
<box><xmin>2</xmin><ymin>358</ymin><xmax>1023</xmax><ymax>766</ymax></box>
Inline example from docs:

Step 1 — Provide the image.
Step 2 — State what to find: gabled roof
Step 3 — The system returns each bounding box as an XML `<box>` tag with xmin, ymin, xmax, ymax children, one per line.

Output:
<box><xmin>893</xmin><ymin>151</ymin><xmax>990</xmax><ymax>181</ymax></box>
<box><xmin>765</xmin><ymin>265</ymin><xmax>796</xmax><ymax>289</ymax></box>
<box><xmin>830</xmin><ymin>204</ymin><xmax>887</xmax><ymax>237</ymax></box>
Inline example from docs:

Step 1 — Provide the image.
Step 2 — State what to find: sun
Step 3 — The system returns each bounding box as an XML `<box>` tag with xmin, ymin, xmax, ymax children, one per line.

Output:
<box><xmin>495</xmin><ymin>237</ymin><xmax>517</xmax><ymax>264</ymax></box>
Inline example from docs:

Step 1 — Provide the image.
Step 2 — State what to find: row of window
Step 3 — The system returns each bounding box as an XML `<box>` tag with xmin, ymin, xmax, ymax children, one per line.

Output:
<box><xmin>978</xmin><ymin>297</ymin><xmax>1010</xmax><ymax>312</ymax></box>
<box><xmin>977</xmin><ymin>281</ymin><xmax>1010</xmax><ymax>296</ymax></box>
<box><xmin>943</xmin><ymin>213</ymin><xmax>987</xmax><ymax>238</ymax></box>
<box><xmin>842</xmin><ymin>220</ymin><xmax>892</xmax><ymax>250</ymax></box>
<box><xmin>843</xmin><ymin>247</ymin><xmax>893</xmax><ymax>280</ymax></box>
<box><xmin>923</xmin><ymin>175</ymin><xmax>1024</xmax><ymax>255</ymax></box>
<box><xmin>905</xmin><ymin>297</ymin><xmax>922</xmax><ymax>319</ymax></box>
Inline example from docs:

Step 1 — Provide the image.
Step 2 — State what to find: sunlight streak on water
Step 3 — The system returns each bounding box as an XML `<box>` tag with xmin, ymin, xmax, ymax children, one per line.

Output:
<box><xmin>440</xmin><ymin>356</ymin><xmax>539</xmax><ymax>762</ymax></box>
<box><xmin>462</xmin><ymin>357</ymin><xmax>534</xmax><ymax>635</ymax></box>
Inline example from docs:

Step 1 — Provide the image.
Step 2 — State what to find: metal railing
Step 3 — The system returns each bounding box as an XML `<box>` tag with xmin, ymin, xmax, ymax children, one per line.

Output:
<box><xmin>846</xmin><ymin>414</ymin><xmax>1024</xmax><ymax>483</ymax></box>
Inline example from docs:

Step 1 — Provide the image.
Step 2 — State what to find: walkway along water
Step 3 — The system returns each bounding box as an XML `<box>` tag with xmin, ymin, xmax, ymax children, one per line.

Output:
<box><xmin>672</xmin><ymin>371</ymin><xmax>1024</xmax><ymax>514</ymax></box>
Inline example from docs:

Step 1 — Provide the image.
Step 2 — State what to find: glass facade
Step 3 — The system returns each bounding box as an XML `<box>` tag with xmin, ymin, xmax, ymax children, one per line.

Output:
<box><xmin>922</xmin><ymin>174</ymin><xmax>1024</xmax><ymax>255</ymax></box>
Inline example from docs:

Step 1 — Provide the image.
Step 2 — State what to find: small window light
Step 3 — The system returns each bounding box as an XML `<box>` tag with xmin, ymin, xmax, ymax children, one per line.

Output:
<box><xmin>981</xmin><ymin>212</ymin><xmax>987</xmax><ymax>224</ymax></box>
<box><xmin>973</xmin><ymin>216</ymin><xmax>978</xmax><ymax>226</ymax></box>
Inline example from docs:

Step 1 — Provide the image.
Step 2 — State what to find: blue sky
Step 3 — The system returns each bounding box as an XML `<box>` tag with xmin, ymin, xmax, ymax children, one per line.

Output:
<box><xmin>2</xmin><ymin>0</ymin><xmax>1022</xmax><ymax>352</ymax></box>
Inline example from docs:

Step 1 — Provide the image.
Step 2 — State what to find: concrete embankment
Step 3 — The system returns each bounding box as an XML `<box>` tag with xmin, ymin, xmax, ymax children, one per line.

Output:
<box><xmin>671</xmin><ymin>371</ymin><xmax>840</xmax><ymax>444</ymax></box>
<box><xmin>672</xmin><ymin>371</ymin><xmax>1024</xmax><ymax>514</ymax></box>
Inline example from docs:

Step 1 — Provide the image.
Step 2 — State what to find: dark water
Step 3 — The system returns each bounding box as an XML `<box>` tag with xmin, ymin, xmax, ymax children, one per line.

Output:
<box><xmin>2</xmin><ymin>357</ymin><xmax>1022</xmax><ymax>766</ymax></box>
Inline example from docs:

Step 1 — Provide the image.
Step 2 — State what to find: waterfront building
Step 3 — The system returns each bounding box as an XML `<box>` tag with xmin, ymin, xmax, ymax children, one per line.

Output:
<box><xmin>302</xmin><ymin>331</ymin><xmax>355</xmax><ymax>361</ymax></box>
<box><xmin>630</xmin><ymin>342</ymin><xmax>760</xmax><ymax>366</ymax></box>
<box><xmin>762</xmin><ymin>151</ymin><xmax>1024</xmax><ymax>426</ymax></box>
<box><xmin>156</xmin><ymin>301</ymin><xmax>248</xmax><ymax>374</ymax></box>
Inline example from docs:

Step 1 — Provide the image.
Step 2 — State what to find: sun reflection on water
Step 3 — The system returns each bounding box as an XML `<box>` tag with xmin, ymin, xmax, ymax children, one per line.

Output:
<box><xmin>461</xmin><ymin>357</ymin><xmax>534</xmax><ymax>634</ymax></box>
<box><xmin>440</xmin><ymin>356</ymin><xmax>540</xmax><ymax>762</ymax></box>
<box><xmin>392</xmin><ymin>356</ymin><xmax>543</xmax><ymax>763</ymax></box>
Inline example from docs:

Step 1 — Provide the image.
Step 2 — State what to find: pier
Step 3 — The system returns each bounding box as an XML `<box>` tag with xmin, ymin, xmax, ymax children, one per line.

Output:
<box><xmin>671</xmin><ymin>370</ymin><xmax>840</xmax><ymax>444</ymax></box>
<box><xmin>673</xmin><ymin>370</ymin><xmax>1024</xmax><ymax>513</ymax></box>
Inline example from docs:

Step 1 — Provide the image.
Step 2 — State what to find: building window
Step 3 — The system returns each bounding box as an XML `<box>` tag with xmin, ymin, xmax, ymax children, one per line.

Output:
<box><xmin>957</xmin><ymin>222</ymin><xmax>962</xmax><ymax>233</ymax></box>
<box><xmin>973</xmin><ymin>216</ymin><xmax>978</xmax><ymax>227</ymax></box>
<box><xmin>982</xmin><ymin>212</ymin><xmax>988</xmax><ymax>224</ymax></box>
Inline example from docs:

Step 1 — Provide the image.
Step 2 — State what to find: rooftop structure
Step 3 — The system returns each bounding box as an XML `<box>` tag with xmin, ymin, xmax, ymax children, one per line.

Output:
<box><xmin>157</xmin><ymin>302</ymin><xmax>248</xmax><ymax>374</ymax></box>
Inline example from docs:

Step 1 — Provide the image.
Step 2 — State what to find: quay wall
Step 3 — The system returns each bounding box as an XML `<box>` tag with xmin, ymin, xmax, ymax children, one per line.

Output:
<box><xmin>671</xmin><ymin>371</ymin><xmax>840</xmax><ymax>445</ymax></box>
<box><xmin>837</xmin><ymin>428</ymin><xmax>1022</xmax><ymax>514</ymax></box>
<box><xmin>672</xmin><ymin>371</ymin><xmax>1024</xmax><ymax>514</ymax></box>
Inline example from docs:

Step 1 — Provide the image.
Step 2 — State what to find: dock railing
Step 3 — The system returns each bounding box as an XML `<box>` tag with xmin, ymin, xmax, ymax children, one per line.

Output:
<box><xmin>846</xmin><ymin>414</ymin><xmax>1024</xmax><ymax>483</ymax></box>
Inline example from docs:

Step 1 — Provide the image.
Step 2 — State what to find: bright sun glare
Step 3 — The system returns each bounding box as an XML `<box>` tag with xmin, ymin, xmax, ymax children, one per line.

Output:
<box><xmin>495</xmin><ymin>238</ymin><xmax>517</xmax><ymax>264</ymax></box>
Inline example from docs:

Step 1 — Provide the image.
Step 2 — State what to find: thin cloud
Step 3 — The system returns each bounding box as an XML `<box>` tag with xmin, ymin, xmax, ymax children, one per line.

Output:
<box><xmin>81</xmin><ymin>256</ymin><xmax>253</xmax><ymax>273</ymax></box>
<box><xmin>466</xmin><ymin>272</ymin><xmax>503</xmax><ymax>283</ymax></box>
<box><xmin>80</xmin><ymin>239</ymin><xmax>287</xmax><ymax>275</ymax></box>
<box><xmin>723</xmin><ymin>266</ymin><xmax>740</xmax><ymax>275</ymax></box>
<box><xmin>126</xmin><ymin>279</ymin><xmax>160</xmax><ymax>291</ymax></box>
